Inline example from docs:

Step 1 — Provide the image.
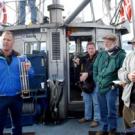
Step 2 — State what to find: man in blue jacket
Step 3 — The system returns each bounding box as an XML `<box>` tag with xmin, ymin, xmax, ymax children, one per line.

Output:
<box><xmin>0</xmin><ymin>31</ymin><xmax>33</xmax><ymax>135</ymax></box>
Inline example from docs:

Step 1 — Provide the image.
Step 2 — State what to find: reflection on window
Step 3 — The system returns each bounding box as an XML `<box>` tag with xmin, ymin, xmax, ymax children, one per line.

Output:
<box><xmin>97</xmin><ymin>41</ymin><xmax>104</xmax><ymax>51</ymax></box>
<box><xmin>68</xmin><ymin>41</ymin><xmax>76</xmax><ymax>53</ymax></box>
<box><xmin>41</xmin><ymin>42</ymin><xmax>47</xmax><ymax>52</ymax></box>
<box><xmin>24</xmin><ymin>42</ymin><xmax>46</xmax><ymax>54</ymax></box>
<box><xmin>81</xmin><ymin>41</ymin><xmax>87</xmax><ymax>52</ymax></box>
<box><xmin>68</xmin><ymin>41</ymin><xmax>89</xmax><ymax>53</ymax></box>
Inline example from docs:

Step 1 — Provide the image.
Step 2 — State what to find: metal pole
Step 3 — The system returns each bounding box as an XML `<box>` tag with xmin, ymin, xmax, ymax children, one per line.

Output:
<box><xmin>43</xmin><ymin>0</ymin><xmax>45</xmax><ymax>16</ymax></box>
<box><xmin>130</xmin><ymin>0</ymin><xmax>135</xmax><ymax>37</ymax></box>
<box><xmin>64</xmin><ymin>0</ymin><xmax>91</xmax><ymax>25</ymax></box>
<box><xmin>104</xmin><ymin>0</ymin><xmax>111</xmax><ymax>20</ymax></box>
<box><xmin>90</xmin><ymin>0</ymin><xmax>95</xmax><ymax>21</ymax></box>
<box><xmin>53</xmin><ymin>0</ymin><xmax>60</xmax><ymax>4</ymax></box>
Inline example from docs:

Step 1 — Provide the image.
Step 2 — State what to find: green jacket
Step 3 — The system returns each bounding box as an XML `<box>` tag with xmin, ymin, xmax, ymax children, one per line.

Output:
<box><xmin>93</xmin><ymin>48</ymin><xmax>125</xmax><ymax>94</ymax></box>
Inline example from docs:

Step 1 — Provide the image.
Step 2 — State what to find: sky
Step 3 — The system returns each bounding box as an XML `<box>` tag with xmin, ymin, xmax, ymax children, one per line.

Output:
<box><xmin>4</xmin><ymin>0</ymin><xmax>104</xmax><ymax>25</ymax></box>
<box><xmin>2</xmin><ymin>0</ymin><xmax>134</xmax><ymax>40</ymax></box>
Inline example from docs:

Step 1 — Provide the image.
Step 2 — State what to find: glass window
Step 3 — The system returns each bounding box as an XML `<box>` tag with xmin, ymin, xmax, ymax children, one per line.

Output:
<box><xmin>122</xmin><ymin>41</ymin><xmax>132</xmax><ymax>55</ymax></box>
<box><xmin>68</xmin><ymin>41</ymin><xmax>76</xmax><ymax>53</ymax></box>
<box><xmin>81</xmin><ymin>41</ymin><xmax>87</xmax><ymax>52</ymax></box>
<box><xmin>24</xmin><ymin>42</ymin><xmax>47</xmax><ymax>54</ymax></box>
<box><xmin>41</xmin><ymin>42</ymin><xmax>47</xmax><ymax>52</ymax></box>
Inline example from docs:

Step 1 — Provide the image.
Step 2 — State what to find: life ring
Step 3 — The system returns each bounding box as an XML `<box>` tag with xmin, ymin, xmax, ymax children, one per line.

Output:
<box><xmin>0</xmin><ymin>2</ymin><xmax>7</xmax><ymax>24</ymax></box>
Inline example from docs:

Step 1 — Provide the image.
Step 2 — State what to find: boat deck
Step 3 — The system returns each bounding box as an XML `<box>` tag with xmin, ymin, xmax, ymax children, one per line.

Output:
<box><xmin>4</xmin><ymin>117</ymin><xmax>126</xmax><ymax>135</ymax></box>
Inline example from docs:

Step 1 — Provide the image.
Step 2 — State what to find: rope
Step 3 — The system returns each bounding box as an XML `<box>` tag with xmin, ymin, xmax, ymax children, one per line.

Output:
<box><xmin>48</xmin><ymin>80</ymin><xmax>63</xmax><ymax>120</ymax></box>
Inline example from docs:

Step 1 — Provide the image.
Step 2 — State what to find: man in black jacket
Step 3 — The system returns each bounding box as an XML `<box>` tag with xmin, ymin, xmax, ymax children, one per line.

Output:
<box><xmin>76</xmin><ymin>42</ymin><xmax>100</xmax><ymax>127</ymax></box>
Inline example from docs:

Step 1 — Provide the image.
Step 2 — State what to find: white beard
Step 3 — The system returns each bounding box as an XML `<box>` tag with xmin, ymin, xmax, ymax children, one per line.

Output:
<box><xmin>105</xmin><ymin>44</ymin><xmax>116</xmax><ymax>51</ymax></box>
<box><xmin>105</xmin><ymin>47</ymin><xmax>109</xmax><ymax>51</ymax></box>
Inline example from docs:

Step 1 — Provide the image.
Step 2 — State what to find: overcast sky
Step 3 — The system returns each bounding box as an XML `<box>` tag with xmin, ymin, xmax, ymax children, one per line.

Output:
<box><xmin>4</xmin><ymin>0</ymin><xmax>103</xmax><ymax>25</ymax></box>
<box><xmin>2</xmin><ymin>0</ymin><xmax>133</xmax><ymax>40</ymax></box>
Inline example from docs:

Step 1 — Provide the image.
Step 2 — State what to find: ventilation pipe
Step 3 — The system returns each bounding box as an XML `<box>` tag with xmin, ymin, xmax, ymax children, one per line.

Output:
<box><xmin>48</xmin><ymin>0</ymin><xmax>64</xmax><ymax>24</ymax></box>
<box><xmin>53</xmin><ymin>0</ymin><xmax>60</xmax><ymax>4</ymax></box>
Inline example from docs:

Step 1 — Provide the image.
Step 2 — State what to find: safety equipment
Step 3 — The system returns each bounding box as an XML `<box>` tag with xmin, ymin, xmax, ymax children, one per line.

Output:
<box><xmin>123</xmin><ymin>0</ymin><xmax>132</xmax><ymax>22</ymax></box>
<box><xmin>0</xmin><ymin>2</ymin><xmax>7</xmax><ymax>24</ymax></box>
<box><xmin>119</xmin><ymin>3</ymin><xmax>126</xmax><ymax>22</ymax></box>
<box><xmin>19</xmin><ymin>58</ymin><xmax>30</xmax><ymax>99</ymax></box>
<box><xmin>119</xmin><ymin>0</ymin><xmax>132</xmax><ymax>22</ymax></box>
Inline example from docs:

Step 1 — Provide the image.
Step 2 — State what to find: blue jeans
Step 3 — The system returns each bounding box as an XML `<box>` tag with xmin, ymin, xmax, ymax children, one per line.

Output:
<box><xmin>0</xmin><ymin>95</ymin><xmax>23</xmax><ymax>135</ymax></box>
<box><xmin>82</xmin><ymin>92</ymin><xmax>92</xmax><ymax>120</ymax></box>
<box><xmin>98</xmin><ymin>88</ymin><xmax>118</xmax><ymax>132</ymax></box>
<box><xmin>92</xmin><ymin>85</ymin><xmax>101</xmax><ymax>121</ymax></box>
<box><xmin>82</xmin><ymin>86</ymin><xmax>100</xmax><ymax>121</ymax></box>
<box><xmin>18</xmin><ymin>0</ymin><xmax>37</xmax><ymax>24</ymax></box>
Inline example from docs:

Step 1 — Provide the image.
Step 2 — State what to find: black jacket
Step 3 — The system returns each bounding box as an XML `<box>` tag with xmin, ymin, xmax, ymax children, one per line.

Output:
<box><xmin>80</xmin><ymin>51</ymin><xmax>98</xmax><ymax>92</ymax></box>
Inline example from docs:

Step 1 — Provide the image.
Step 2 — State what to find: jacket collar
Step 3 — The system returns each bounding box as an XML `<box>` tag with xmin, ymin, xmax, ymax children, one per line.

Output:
<box><xmin>0</xmin><ymin>49</ymin><xmax>20</xmax><ymax>57</ymax></box>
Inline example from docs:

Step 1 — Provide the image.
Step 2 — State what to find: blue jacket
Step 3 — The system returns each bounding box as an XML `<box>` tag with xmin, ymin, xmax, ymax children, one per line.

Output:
<box><xmin>0</xmin><ymin>53</ymin><xmax>33</xmax><ymax>96</ymax></box>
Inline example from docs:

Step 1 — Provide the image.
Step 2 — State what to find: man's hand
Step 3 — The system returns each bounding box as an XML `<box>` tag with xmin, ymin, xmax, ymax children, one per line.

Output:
<box><xmin>128</xmin><ymin>72</ymin><xmax>135</xmax><ymax>82</ymax></box>
<box><xmin>23</xmin><ymin>61</ymin><xmax>31</xmax><ymax>71</ymax></box>
<box><xmin>80</xmin><ymin>72</ymin><xmax>88</xmax><ymax>82</ymax></box>
<box><xmin>72</xmin><ymin>58</ymin><xmax>80</xmax><ymax>65</ymax></box>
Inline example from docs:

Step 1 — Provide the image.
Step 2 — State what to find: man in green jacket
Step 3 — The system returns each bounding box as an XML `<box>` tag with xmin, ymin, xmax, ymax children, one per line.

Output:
<box><xmin>93</xmin><ymin>34</ymin><xmax>125</xmax><ymax>135</ymax></box>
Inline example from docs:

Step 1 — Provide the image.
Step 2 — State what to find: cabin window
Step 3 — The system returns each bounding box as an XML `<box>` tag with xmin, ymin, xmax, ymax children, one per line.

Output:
<box><xmin>81</xmin><ymin>41</ymin><xmax>87</xmax><ymax>52</ymax></box>
<box><xmin>122</xmin><ymin>41</ymin><xmax>132</xmax><ymax>55</ymax></box>
<box><xmin>40</xmin><ymin>42</ymin><xmax>47</xmax><ymax>52</ymax></box>
<box><xmin>68</xmin><ymin>41</ymin><xmax>76</xmax><ymax>53</ymax></box>
<box><xmin>24</xmin><ymin>42</ymin><xmax>47</xmax><ymax>54</ymax></box>
<box><xmin>96</xmin><ymin>41</ymin><xmax>104</xmax><ymax>51</ymax></box>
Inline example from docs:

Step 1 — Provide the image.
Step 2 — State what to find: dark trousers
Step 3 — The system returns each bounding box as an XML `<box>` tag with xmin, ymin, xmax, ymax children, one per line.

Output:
<box><xmin>0</xmin><ymin>95</ymin><xmax>22</xmax><ymax>135</ymax></box>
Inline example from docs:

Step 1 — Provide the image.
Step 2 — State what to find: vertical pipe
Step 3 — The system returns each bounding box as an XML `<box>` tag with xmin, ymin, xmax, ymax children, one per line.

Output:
<box><xmin>48</xmin><ymin>1</ymin><xmax>64</xmax><ymax>24</ymax></box>
<box><xmin>15</xmin><ymin>0</ymin><xmax>18</xmax><ymax>24</ymax></box>
<box><xmin>90</xmin><ymin>0</ymin><xmax>95</xmax><ymax>21</ymax></box>
<box><xmin>53</xmin><ymin>0</ymin><xmax>60</xmax><ymax>4</ymax></box>
<box><xmin>43</xmin><ymin>0</ymin><xmax>45</xmax><ymax>16</ymax></box>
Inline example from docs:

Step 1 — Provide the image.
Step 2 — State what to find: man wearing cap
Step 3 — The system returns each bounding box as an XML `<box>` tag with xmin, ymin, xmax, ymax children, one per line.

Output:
<box><xmin>118</xmin><ymin>37</ymin><xmax>135</xmax><ymax>128</ymax></box>
<box><xmin>93</xmin><ymin>33</ymin><xmax>126</xmax><ymax>135</ymax></box>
